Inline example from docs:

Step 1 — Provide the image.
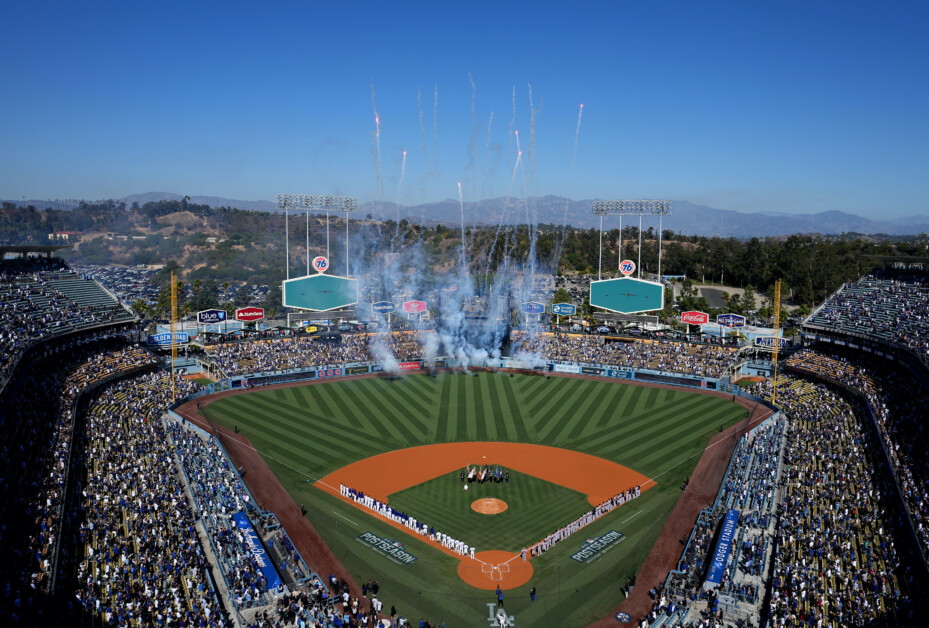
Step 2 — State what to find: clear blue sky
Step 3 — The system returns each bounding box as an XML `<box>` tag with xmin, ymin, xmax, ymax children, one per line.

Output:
<box><xmin>2</xmin><ymin>1</ymin><xmax>927</xmax><ymax>218</ymax></box>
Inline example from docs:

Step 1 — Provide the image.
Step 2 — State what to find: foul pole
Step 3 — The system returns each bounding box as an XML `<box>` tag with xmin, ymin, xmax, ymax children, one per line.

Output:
<box><xmin>170</xmin><ymin>272</ymin><xmax>177</xmax><ymax>403</ymax></box>
<box><xmin>771</xmin><ymin>279</ymin><xmax>781</xmax><ymax>407</ymax></box>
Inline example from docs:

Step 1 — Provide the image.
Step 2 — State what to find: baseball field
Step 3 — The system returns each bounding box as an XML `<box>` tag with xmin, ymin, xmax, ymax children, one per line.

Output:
<box><xmin>202</xmin><ymin>372</ymin><xmax>747</xmax><ymax>627</ymax></box>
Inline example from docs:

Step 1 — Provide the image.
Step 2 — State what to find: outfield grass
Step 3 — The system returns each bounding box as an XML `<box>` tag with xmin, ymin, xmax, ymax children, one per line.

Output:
<box><xmin>203</xmin><ymin>372</ymin><xmax>746</xmax><ymax>627</ymax></box>
<box><xmin>389</xmin><ymin>470</ymin><xmax>590</xmax><ymax>552</ymax></box>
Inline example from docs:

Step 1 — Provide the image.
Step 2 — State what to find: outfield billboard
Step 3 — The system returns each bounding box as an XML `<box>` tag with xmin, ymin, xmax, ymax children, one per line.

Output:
<box><xmin>235</xmin><ymin>307</ymin><xmax>265</xmax><ymax>322</ymax></box>
<box><xmin>197</xmin><ymin>309</ymin><xmax>227</xmax><ymax>324</ymax></box>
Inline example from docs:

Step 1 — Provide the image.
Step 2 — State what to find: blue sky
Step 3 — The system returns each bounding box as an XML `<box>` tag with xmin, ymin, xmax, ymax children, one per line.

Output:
<box><xmin>1</xmin><ymin>1</ymin><xmax>927</xmax><ymax>218</ymax></box>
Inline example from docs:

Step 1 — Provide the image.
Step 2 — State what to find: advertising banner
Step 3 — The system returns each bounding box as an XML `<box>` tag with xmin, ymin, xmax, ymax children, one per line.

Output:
<box><xmin>521</xmin><ymin>302</ymin><xmax>545</xmax><ymax>314</ymax></box>
<box><xmin>318</xmin><ymin>368</ymin><xmax>343</xmax><ymax>378</ymax></box>
<box><xmin>607</xmin><ymin>369</ymin><xmax>633</xmax><ymax>379</ymax></box>
<box><xmin>235</xmin><ymin>307</ymin><xmax>264</xmax><ymax>322</ymax></box>
<box><xmin>399</xmin><ymin>361</ymin><xmax>421</xmax><ymax>370</ymax></box>
<box><xmin>552</xmin><ymin>303</ymin><xmax>576</xmax><ymax>316</ymax></box>
<box><xmin>553</xmin><ymin>364</ymin><xmax>581</xmax><ymax>374</ymax></box>
<box><xmin>581</xmin><ymin>366</ymin><xmax>605</xmax><ymax>375</ymax></box>
<box><xmin>681</xmin><ymin>311</ymin><xmax>709</xmax><ymax>325</ymax></box>
<box><xmin>148</xmin><ymin>332</ymin><xmax>189</xmax><ymax>345</ymax></box>
<box><xmin>705</xmin><ymin>509</ymin><xmax>739</xmax><ymax>587</ymax></box>
<box><xmin>232</xmin><ymin>512</ymin><xmax>282</xmax><ymax>590</ymax></box>
<box><xmin>372</xmin><ymin>301</ymin><xmax>396</xmax><ymax>314</ymax></box>
<box><xmin>197</xmin><ymin>309</ymin><xmax>227</xmax><ymax>324</ymax></box>
<box><xmin>345</xmin><ymin>366</ymin><xmax>370</xmax><ymax>375</ymax></box>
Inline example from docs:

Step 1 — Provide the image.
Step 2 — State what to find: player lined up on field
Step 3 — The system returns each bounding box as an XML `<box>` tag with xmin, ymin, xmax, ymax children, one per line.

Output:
<box><xmin>339</xmin><ymin>484</ymin><xmax>476</xmax><ymax>560</ymax></box>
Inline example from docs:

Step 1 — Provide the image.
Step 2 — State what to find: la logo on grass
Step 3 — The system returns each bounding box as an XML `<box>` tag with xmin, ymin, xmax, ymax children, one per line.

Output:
<box><xmin>486</xmin><ymin>603</ymin><xmax>515</xmax><ymax>626</ymax></box>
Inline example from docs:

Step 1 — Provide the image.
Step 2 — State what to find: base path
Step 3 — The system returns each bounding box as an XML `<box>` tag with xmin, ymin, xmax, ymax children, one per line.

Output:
<box><xmin>458</xmin><ymin>550</ymin><xmax>533</xmax><ymax>590</ymax></box>
<box><xmin>316</xmin><ymin>441</ymin><xmax>651</xmax><ymax>508</ymax></box>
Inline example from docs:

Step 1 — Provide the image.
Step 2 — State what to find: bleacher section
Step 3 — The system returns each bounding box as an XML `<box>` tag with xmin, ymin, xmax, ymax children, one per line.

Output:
<box><xmin>805</xmin><ymin>271</ymin><xmax>929</xmax><ymax>363</ymax></box>
<box><xmin>0</xmin><ymin>256</ymin><xmax>135</xmax><ymax>389</ymax></box>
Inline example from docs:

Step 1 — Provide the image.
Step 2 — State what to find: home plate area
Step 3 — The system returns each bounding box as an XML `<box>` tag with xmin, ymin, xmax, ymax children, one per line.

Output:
<box><xmin>458</xmin><ymin>550</ymin><xmax>533</xmax><ymax>589</ymax></box>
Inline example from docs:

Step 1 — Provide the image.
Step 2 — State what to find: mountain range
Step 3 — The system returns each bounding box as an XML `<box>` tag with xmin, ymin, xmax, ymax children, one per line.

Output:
<box><xmin>8</xmin><ymin>193</ymin><xmax>928</xmax><ymax>237</ymax></box>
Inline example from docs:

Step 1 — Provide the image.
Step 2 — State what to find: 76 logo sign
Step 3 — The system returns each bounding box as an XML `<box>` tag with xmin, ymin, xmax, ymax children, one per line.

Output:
<box><xmin>619</xmin><ymin>260</ymin><xmax>636</xmax><ymax>276</ymax></box>
<box><xmin>312</xmin><ymin>256</ymin><xmax>329</xmax><ymax>273</ymax></box>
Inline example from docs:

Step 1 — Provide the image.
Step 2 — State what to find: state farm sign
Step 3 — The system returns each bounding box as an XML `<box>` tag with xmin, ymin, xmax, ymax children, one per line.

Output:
<box><xmin>235</xmin><ymin>307</ymin><xmax>265</xmax><ymax>322</ymax></box>
<box><xmin>681</xmin><ymin>311</ymin><xmax>709</xmax><ymax>325</ymax></box>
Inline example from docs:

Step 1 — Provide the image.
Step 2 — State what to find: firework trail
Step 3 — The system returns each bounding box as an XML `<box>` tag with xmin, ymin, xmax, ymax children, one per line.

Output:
<box><xmin>467</xmin><ymin>71</ymin><xmax>479</xmax><ymax>198</ymax></box>
<box><xmin>370</xmin><ymin>82</ymin><xmax>384</xmax><ymax>200</ymax></box>
<box><xmin>509</xmin><ymin>86</ymin><xmax>516</xmax><ymax>156</ymax></box>
<box><xmin>433</xmin><ymin>84</ymin><xmax>440</xmax><ymax>175</ymax></box>
<box><xmin>392</xmin><ymin>150</ymin><xmax>408</xmax><ymax>248</ymax></box>
<box><xmin>527</xmin><ymin>83</ymin><xmax>540</xmax><ymax>183</ymax></box>
<box><xmin>482</xmin><ymin>110</ymin><xmax>494</xmax><ymax>197</ymax></box>
<box><xmin>555</xmin><ymin>102</ymin><xmax>585</xmax><ymax>268</ymax></box>
<box><xmin>484</xmin><ymin>140</ymin><xmax>522</xmax><ymax>282</ymax></box>
<box><xmin>417</xmin><ymin>87</ymin><xmax>430</xmax><ymax>168</ymax></box>
<box><xmin>457</xmin><ymin>181</ymin><xmax>466</xmax><ymax>272</ymax></box>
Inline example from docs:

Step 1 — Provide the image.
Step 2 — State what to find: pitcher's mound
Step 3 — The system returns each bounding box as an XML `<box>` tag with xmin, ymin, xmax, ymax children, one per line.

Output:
<box><xmin>471</xmin><ymin>497</ymin><xmax>508</xmax><ymax>514</ymax></box>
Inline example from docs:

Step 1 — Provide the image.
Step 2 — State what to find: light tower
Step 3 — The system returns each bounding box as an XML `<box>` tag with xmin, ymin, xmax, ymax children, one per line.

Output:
<box><xmin>277</xmin><ymin>194</ymin><xmax>357</xmax><ymax>279</ymax></box>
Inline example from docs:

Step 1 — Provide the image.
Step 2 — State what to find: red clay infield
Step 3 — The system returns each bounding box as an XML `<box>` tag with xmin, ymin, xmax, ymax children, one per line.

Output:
<box><xmin>315</xmin><ymin>441</ymin><xmax>650</xmax><ymax>590</ymax></box>
<box><xmin>458</xmin><ymin>550</ymin><xmax>534</xmax><ymax>589</ymax></box>
<box><xmin>315</xmin><ymin>441</ymin><xmax>651</xmax><ymax>507</ymax></box>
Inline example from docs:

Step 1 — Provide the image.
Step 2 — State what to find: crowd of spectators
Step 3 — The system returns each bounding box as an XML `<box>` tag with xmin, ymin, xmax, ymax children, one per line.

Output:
<box><xmin>168</xmin><ymin>421</ymin><xmax>283</xmax><ymax>610</ymax></box>
<box><xmin>806</xmin><ymin>270</ymin><xmax>929</xmax><ymax>363</ymax></box>
<box><xmin>72</xmin><ymin>370</ymin><xmax>227</xmax><ymax>626</ymax></box>
<box><xmin>205</xmin><ymin>332</ymin><xmax>430</xmax><ymax>377</ymax></box>
<box><xmin>661</xmin><ymin>416</ymin><xmax>785</xmax><ymax>625</ymax></box>
<box><xmin>757</xmin><ymin>375</ymin><xmax>916</xmax><ymax>626</ymax></box>
<box><xmin>0</xmin><ymin>340</ymin><xmax>156</xmax><ymax>623</ymax></box>
<box><xmin>0</xmin><ymin>256</ymin><xmax>133</xmax><ymax>387</ymax></box>
<box><xmin>514</xmin><ymin>332</ymin><xmax>741</xmax><ymax>378</ymax></box>
<box><xmin>787</xmin><ymin>347</ymin><xmax>929</xmax><ymax>565</ymax></box>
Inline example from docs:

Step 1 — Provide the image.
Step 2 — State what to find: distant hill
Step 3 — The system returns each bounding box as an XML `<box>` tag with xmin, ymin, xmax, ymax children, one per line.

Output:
<box><xmin>6</xmin><ymin>193</ymin><xmax>927</xmax><ymax>237</ymax></box>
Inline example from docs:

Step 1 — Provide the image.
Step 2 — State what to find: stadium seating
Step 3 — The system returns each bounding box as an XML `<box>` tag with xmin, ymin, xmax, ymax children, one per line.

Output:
<box><xmin>515</xmin><ymin>332</ymin><xmax>740</xmax><ymax>378</ymax></box>
<box><xmin>205</xmin><ymin>332</ymin><xmax>430</xmax><ymax>377</ymax></box>
<box><xmin>0</xmin><ymin>256</ymin><xmax>135</xmax><ymax>390</ymax></box>
<box><xmin>787</xmin><ymin>347</ymin><xmax>929</xmax><ymax>566</ymax></box>
<box><xmin>805</xmin><ymin>270</ymin><xmax>929</xmax><ymax>364</ymax></box>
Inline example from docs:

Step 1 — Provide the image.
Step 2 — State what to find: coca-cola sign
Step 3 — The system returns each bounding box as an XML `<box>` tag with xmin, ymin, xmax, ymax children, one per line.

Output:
<box><xmin>681</xmin><ymin>311</ymin><xmax>709</xmax><ymax>325</ymax></box>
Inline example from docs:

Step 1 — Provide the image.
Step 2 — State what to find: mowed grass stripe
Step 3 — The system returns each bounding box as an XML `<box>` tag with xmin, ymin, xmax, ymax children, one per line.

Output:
<box><xmin>590</xmin><ymin>384</ymin><xmax>631</xmax><ymax>434</ymax></box>
<box><xmin>525</xmin><ymin>376</ymin><xmax>576</xmax><ymax>416</ymax></box>
<box><xmin>436</xmin><ymin>373</ymin><xmax>452</xmax><ymax>441</ymax></box>
<box><xmin>643</xmin><ymin>386</ymin><xmax>661</xmax><ymax>410</ymax></box>
<box><xmin>371</xmin><ymin>377</ymin><xmax>433</xmax><ymax>427</ymax></box>
<box><xmin>315</xmin><ymin>383</ymin><xmax>372</xmax><ymax>431</ymax></box>
<box><xmin>595</xmin><ymin>395</ymin><xmax>718</xmax><ymax>453</ymax></box>
<box><xmin>499</xmin><ymin>375</ymin><xmax>531</xmax><ymax>442</ymax></box>
<box><xmin>365</xmin><ymin>379</ymin><xmax>431</xmax><ymax>438</ymax></box>
<box><xmin>487</xmin><ymin>375</ymin><xmax>517</xmax><ymax>441</ymax></box>
<box><xmin>562</xmin><ymin>380</ymin><xmax>618</xmax><ymax>442</ymax></box>
<box><xmin>636</xmin><ymin>404</ymin><xmax>746</xmax><ymax>469</ymax></box>
<box><xmin>543</xmin><ymin>379</ymin><xmax>612</xmax><ymax>444</ymax></box>
<box><xmin>230</xmin><ymin>393</ymin><xmax>375</xmax><ymax>456</ymax></box>
<box><xmin>577</xmin><ymin>394</ymin><xmax>698</xmax><ymax>450</ymax></box>
<box><xmin>534</xmin><ymin>380</ymin><xmax>598</xmax><ymax>440</ymax></box>
<box><xmin>592</xmin><ymin>399</ymin><xmax>726</xmax><ymax>461</ymax></box>
<box><xmin>470</xmin><ymin>376</ymin><xmax>487</xmax><ymax>441</ymax></box>
<box><xmin>338</xmin><ymin>385</ymin><xmax>424</xmax><ymax>445</ymax></box>
<box><xmin>518</xmin><ymin>372</ymin><xmax>549</xmax><ymax>396</ymax></box>
<box><xmin>212</xmin><ymin>402</ymin><xmax>341</xmax><ymax>464</ymax></box>
<box><xmin>335</xmin><ymin>383</ymin><xmax>415</xmax><ymax>445</ymax></box>
<box><xmin>305</xmin><ymin>384</ymin><xmax>354</xmax><ymax>428</ymax></box>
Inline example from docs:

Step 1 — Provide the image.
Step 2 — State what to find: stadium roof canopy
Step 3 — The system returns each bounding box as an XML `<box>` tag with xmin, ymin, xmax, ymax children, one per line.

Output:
<box><xmin>1</xmin><ymin>244</ymin><xmax>72</xmax><ymax>258</ymax></box>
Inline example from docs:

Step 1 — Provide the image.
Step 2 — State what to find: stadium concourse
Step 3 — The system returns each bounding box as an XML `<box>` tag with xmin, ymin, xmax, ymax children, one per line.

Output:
<box><xmin>3</xmin><ymin>249</ymin><xmax>929</xmax><ymax>627</ymax></box>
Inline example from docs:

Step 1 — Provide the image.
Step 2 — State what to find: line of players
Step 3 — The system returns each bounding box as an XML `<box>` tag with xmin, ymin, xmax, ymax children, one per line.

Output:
<box><xmin>338</xmin><ymin>483</ymin><xmax>476</xmax><ymax>559</ymax></box>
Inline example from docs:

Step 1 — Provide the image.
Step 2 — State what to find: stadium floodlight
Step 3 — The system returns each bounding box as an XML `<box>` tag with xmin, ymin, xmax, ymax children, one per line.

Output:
<box><xmin>278</xmin><ymin>194</ymin><xmax>358</xmax><ymax>280</ymax></box>
<box><xmin>591</xmin><ymin>200</ymin><xmax>671</xmax><ymax>216</ymax></box>
<box><xmin>591</xmin><ymin>200</ymin><xmax>672</xmax><ymax>280</ymax></box>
